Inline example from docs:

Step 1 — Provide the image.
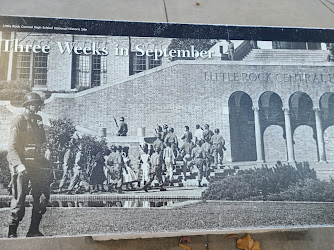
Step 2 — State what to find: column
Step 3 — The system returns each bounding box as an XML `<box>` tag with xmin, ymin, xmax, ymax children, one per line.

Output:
<box><xmin>283</xmin><ymin>108</ymin><xmax>295</xmax><ymax>163</ymax></box>
<box><xmin>0</xmin><ymin>31</ymin><xmax>2</xmax><ymax>55</ymax></box>
<box><xmin>7</xmin><ymin>31</ymin><xmax>15</xmax><ymax>82</ymax></box>
<box><xmin>253</xmin><ymin>107</ymin><xmax>264</xmax><ymax>162</ymax></box>
<box><xmin>314</xmin><ymin>108</ymin><xmax>327</xmax><ymax>162</ymax></box>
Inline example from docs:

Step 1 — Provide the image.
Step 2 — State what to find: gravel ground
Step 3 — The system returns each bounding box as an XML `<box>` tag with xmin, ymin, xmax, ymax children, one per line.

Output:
<box><xmin>0</xmin><ymin>201</ymin><xmax>334</xmax><ymax>238</ymax></box>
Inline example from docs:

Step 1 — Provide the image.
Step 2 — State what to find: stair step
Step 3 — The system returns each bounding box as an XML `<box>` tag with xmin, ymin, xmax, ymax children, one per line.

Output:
<box><xmin>243</xmin><ymin>49</ymin><xmax>328</xmax><ymax>62</ymax></box>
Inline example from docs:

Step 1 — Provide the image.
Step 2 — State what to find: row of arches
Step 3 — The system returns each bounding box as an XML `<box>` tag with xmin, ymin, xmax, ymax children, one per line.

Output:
<box><xmin>228</xmin><ymin>91</ymin><xmax>334</xmax><ymax>163</ymax></box>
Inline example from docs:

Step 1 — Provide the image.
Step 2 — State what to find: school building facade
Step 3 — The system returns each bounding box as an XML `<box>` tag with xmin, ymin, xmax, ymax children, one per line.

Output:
<box><xmin>1</xmin><ymin>31</ymin><xmax>334</xmax><ymax>166</ymax></box>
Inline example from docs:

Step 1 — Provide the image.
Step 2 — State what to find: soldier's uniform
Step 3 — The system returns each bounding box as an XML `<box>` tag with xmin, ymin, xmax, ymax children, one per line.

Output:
<box><xmin>228</xmin><ymin>41</ymin><xmax>235</xmax><ymax>61</ymax></box>
<box><xmin>181</xmin><ymin>128</ymin><xmax>192</xmax><ymax>142</ymax></box>
<box><xmin>161</xmin><ymin>124</ymin><xmax>169</xmax><ymax>142</ymax></box>
<box><xmin>201</xmin><ymin>141</ymin><xmax>213</xmax><ymax>180</ymax></box>
<box><xmin>153</xmin><ymin>135</ymin><xmax>165</xmax><ymax>172</ymax></box>
<box><xmin>117</xmin><ymin>117</ymin><xmax>128</xmax><ymax>136</ymax></box>
<box><xmin>191</xmin><ymin>144</ymin><xmax>205</xmax><ymax>187</ymax></box>
<box><xmin>211</xmin><ymin>132</ymin><xmax>225</xmax><ymax>165</ymax></box>
<box><xmin>164</xmin><ymin>129</ymin><xmax>178</xmax><ymax>157</ymax></box>
<box><xmin>155</xmin><ymin>125</ymin><xmax>164</xmax><ymax>139</ymax></box>
<box><xmin>180</xmin><ymin>140</ymin><xmax>195</xmax><ymax>180</ymax></box>
<box><xmin>143</xmin><ymin>150</ymin><xmax>166</xmax><ymax>192</ymax></box>
<box><xmin>153</xmin><ymin>137</ymin><xmax>164</xmax><ymax>153</ymax></box>
<box><xmin>7</xmin><ymin>93</ymin><xmax>51</xmax><ymax>238</ymax></box>
<box><xmin>203</xmin><ymin>127</ymin><xmax>214</xmax><ymax>143</ymax></box>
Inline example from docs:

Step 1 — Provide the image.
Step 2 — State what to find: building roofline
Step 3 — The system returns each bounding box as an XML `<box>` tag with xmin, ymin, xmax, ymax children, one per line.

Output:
<box><xmin>44</xmin><ymin>59</ymin><xmax>334</xmax><ymax>103</ymax></box>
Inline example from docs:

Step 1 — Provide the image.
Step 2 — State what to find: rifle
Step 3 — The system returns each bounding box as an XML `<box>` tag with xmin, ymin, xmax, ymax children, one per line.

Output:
<box><xmin>113</xmin><ymin>116</ymin><xmax>119</xmax><ymax>128</ymax></box>
<box><xmin>139</xmin><ymin>144</ymin><xmax>145</xmax><ymax>153</ymax></box>
<box><xmin>154</xmin><ymin>124</ymin><xmax>159</xmax><ymax>134</ymax></box>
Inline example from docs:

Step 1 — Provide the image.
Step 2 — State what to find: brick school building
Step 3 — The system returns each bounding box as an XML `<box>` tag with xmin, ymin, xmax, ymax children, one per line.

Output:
<box><xmin>1</xmin><ymin>31</ymin><xmax>334</xmax><ymax>168</ymax></box>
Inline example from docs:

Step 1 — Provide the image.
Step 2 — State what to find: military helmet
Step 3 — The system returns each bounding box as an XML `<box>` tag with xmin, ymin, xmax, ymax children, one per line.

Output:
<box><xmin>22</xmin><ymin>92</ymin><xmax>43</xmax><ymax>107</ymax></box>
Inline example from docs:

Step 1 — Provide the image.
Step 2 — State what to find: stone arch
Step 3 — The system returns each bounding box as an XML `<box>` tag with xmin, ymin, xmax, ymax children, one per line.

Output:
<box><xmin>289</xmin><ymin>92</ymin><xmax>317</xmax><ymax>162</ymax></box>
<box><xmin>324</xmin><ymin>126</ymin><xmax>334</xmax><ymax>162</ymax></box>
<box><xmin>228</xmin><ymin>91</ymin><xmax>256</xmax><ymax>162</ymax></box>
<box><xmin>259</xmin><ymin>92</ymin><xmax>286</xmax><ymax>162</ymax></box>
<box><xmin>289</xmin><ymin>92</ymin><xmax>315</xmax><ymax>129</ymax></box>
<box><xmin>259</xmin><ymin>91</ymin><xmax>284</xmax><ymax>128</ymax></box>
<box><xmin>320</xmin><ymin>92</ymin><xmax>334</xmax><ymax>130</ymax></box>
<box><xmin>320</xmin><ymin>93</ymin><xmax>334</xmax><ymax>162</ymax></box>
<box><xmin>282</xmin><ymin>91</ymin><xmax>317</xmax><ymax>111</ymax></box>
<box><xmin>253</xmin><ymin>88</ymin><xmax>286</xmax><ymax>108</ymax></box>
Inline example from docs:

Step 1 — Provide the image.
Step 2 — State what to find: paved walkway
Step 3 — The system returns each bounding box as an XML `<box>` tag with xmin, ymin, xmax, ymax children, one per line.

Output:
<box><xmin>0</xmin><ymin>186</ymin><xmax>207</xmax><ymax>203</ymax></box>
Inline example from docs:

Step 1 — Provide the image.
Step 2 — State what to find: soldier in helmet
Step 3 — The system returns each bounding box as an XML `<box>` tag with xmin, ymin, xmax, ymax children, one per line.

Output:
<box><xmin>211</xmin><ymin>128</ymin><xmax>225</xmax><ymax>165</ymax></box>
<box><xmin>155</xmin><ymin>125</ymin><xmax>164</xmax><ymax>139</ymax></box>
<box><xmin>7</xmin><ymin>92</ymin><xmax>52</xmax><ymax>238</ymax></box>
<box><xmin>117</xmin><ymin>117</ymin><xmax>128</xmax><ymax>136</ymax></box>
<box><xmin>181</xmin><ymin>126</ymin><xmax>192</xmax><ymax>142</ymax></box>
<box><xmin>180</xmin><ymin>136</ymin><xmax>195</xmax><ymax>181</ymax></box>
<box><xmin>162</xmin><ymin>124</ymin><xmax>169</xmax><ymax>142</ymax></box>
<box><xmin>164</xmin><ymin>127</ymin><xmax>178</xmax><ymax>158</ymax></box>
<box><xmin>227</xmin><ymin>40</ymin><xmax>235</xmax><ymax>61</ymax></box>
<box><xmin>203</xmin><ymin>124</ymin><xmax>214</xmax><ymax>143</ymax></box>
<box><xmin>191</xmin><ymin>140</ymin><xmax>205</xmax><ymax>187</ymax></box>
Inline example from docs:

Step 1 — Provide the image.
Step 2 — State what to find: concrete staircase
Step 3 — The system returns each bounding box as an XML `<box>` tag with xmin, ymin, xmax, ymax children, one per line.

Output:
<box><xmin>169</xmin><ymin>161</ymin><xmax>256</xmax><ymax>187</ymax></box>
<box><xmin>243</xmin><ymin>49</ymin><xmax>329</xmax><ymax>63</ymax></box>
<box><xmin>169</xmin><ymin>161</ymin><xmax>334</xmax><ymax>187</ymax></box>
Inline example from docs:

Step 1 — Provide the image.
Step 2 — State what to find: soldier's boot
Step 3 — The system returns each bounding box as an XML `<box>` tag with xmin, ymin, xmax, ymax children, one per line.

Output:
<box><xmin>117</xmin><ymin>187</ymin><xmax>123</xmax><ymax>194</ymax></box>
<box><xmin>8</xmin><ymin>223</ymin><xmax>19</xmax><ymax>238</ymax></box>
<box><xmin>26</xmin><ymin>216</ymin><xmax>44</xmax><ymax>237</ymax></box>
<box><xmin>143</xmin><ymin>182</ymin><xmax>150</xmax><ymax>192</ymax></box>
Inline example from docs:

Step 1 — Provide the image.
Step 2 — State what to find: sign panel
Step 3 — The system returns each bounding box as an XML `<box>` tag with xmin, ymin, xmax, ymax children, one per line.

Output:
<box><xmin>0</xmin><ymin>15</ymin><xmax>334</xmax><ymax>238</ymax></box>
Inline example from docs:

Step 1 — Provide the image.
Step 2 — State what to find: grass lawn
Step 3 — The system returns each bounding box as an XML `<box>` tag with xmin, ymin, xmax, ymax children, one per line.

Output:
<box><xmin>0</xmin><ymin>201</ymin><xmax>334</xmax><ymax>238</ymax></box>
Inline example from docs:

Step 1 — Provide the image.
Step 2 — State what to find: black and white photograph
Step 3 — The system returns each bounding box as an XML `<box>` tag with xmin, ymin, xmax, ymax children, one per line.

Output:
<box><xmin>0</xmin><ymin>15</ymin><xmax>334</xmax><ymax>239</ymax></box>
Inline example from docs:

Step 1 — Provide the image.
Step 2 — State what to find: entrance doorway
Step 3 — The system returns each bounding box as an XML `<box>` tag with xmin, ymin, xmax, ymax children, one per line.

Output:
<box><xmin>228</xmin><ymin>91</ymin><xmax>256</xmax><ymax>162</ymax></box>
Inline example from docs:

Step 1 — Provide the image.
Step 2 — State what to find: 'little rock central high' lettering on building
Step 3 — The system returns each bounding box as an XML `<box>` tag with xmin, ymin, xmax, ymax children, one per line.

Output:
<box><xmin>1</xmin><ymin>31</ymin><xmax>334</xmax><ymax>172</ymax></box>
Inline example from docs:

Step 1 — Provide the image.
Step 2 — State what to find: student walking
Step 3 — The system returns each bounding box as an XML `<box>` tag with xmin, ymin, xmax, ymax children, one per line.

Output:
<box><xmin>140</xmin><ymin>146</ymin><xmax>151</xmax><ymax>187</ymax></box>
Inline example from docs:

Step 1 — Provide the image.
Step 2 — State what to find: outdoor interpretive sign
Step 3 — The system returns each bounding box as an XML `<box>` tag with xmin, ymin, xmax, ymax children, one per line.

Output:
<box><xmin>0</xmin><ymin>15</ymin><xmax>334</xmax><ymax>238</ymax></box>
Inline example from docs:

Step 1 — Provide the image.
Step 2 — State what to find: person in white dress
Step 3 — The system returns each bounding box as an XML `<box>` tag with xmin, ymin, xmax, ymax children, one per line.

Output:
<box><xmin>163</xmin><ymin>142</ymin><xmax>176</xmax><ymax>185</ymax></box>
<box><xmin>121</xmin><ymin>147</ymin><xmax>137</xmax><ymax>190</ymax></box>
